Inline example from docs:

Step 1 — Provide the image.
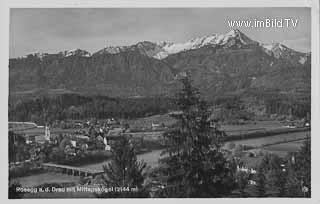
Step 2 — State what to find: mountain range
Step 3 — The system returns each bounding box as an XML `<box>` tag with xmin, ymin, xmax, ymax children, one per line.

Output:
<box><xmin>9</xmin><ymin>29</ymin><xmax>310</xmax><ymax>103</ymax></box>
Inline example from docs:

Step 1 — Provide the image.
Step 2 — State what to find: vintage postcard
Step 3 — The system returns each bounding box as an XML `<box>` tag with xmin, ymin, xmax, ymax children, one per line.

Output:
<box><xmin>5</xmin><ymin>3</ymin><xmax>318</xmax><ymax>200</ymax></box>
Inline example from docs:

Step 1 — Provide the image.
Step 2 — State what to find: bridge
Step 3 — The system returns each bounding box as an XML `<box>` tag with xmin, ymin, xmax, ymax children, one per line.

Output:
<box><xmin>42</xmin><ymin>163</ymin><xmax>104</xmax><ymax>177</ymax></box>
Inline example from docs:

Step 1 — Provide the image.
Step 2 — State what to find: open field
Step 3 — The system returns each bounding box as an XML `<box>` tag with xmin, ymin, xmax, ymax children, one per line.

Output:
<box><xmin>126</xmin><ymin>114</ymin><xmax>300</xmax><ymax>135</ymax></box>
<box><xmin>126</xmin><ymin>114</ymin><xmax>177</xmax><ymax>131</ymax></box>
<box><xmin>126</xmin><ymin>115</ymin><xmax>287</xmax><ymax>132</ymax></box>
<box><xmin>126</xmin><ymin>115</ymin><xmax>306</xmax><ymax>139</ymax></box>
<box><xmin>228</xmin><ymin>137</ymin><xmax>308</xmax><ymax>168</ymax></box>
<box><xmin>124</xmin><ymin>131</ymin><xmax>164</xmax><ymax>141</ymax></box>
<box><xmin>222</xmin><ymin>120</ymin><xmax>286</xmax><ymax>135</ymax></box>
<box><xmin>224</xmin><ymin>131</ymin><xmax>309</xmax><ymax>149</ymax></box>
<box><xmin>16</xmin><ymin>127</ymin><xmax>77</xmax><ymax>135</ymax></box>
<box><xmin>261</xmin><ymin>140</ymin><xmax>306</xmax><ymax>156</ymax></box>
<box><xmin>264</xmin><ymin>140</ymin><xmax>305</xmax><ymax>152</ymax></box>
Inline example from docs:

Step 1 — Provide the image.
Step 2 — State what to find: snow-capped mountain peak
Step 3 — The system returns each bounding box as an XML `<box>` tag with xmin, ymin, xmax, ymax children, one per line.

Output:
<box><xmin>261</xmin><ymin>42</ymin><xmax>296</xmax><ymax>58</ymax></box>
<box><xmin>152</xmin><ymin>29</ymin><xmax>257</xmax><ymax>59</ymax></box>
<box><xmin>60</xmin><ymin>49</ymin><xmax>91</xmax><ymax>57</ymax></box>
<box><xmin>156</xmin><ymin>41</ymin><xmax>174</xmax><ymax>47</ymax></box>
<box><xmin>18</xmin><ymin>30</ymin><xmax>307</xmax><ymax>63</ymax></box>
<box><xmin>21</xmin><ymin>52</ymin><xmax>49</xmax><ymax>59</ymax></box>
<box><xmin>94</xmin><ymin>29</ymin><xmax>258</xmax><ymax>59</ymax></box>
<box><xmin>261</xmin><ymin>42</ymin><xmax>308</xmax><ymax>64</ymax></box>
<box><xmin>262</xmin><ymin>42</ymin><xmax>288</xmax><ymax>52</ymax></box>
<box><xmin>18</xmin><ymin>49</ymin><xmax>91</xmax><ymax>59</ymax></box>
<box><xmin>222</xmin><ymin>29</ymin><xmax>260</xmax><ymax>46</ymax></box>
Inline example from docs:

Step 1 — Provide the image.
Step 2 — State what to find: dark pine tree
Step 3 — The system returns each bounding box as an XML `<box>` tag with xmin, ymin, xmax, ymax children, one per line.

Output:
<box><xmin>96</xmin><ymin>137</ymin><xmax>149</xmax><ymax>198</ymax></box>
<box><xmin>254</xmin><ymin>166</ymin><xmax>266</xmax><ymax>197</ymax></box>
<box><xmin>235</xmin><ymin>171</ymin><xmax>249</xmax><ymax>197</ymax></box>
<box><xmin>296</xmin><ymin>137</ymin><xmax>311</xmax><ymax>196</ymax></box>
<box><xmin>157</xmin><ymin>74</ymin><xmax>235</xmax><ymax>197</ymax></box>
<box><xmin>260</xmin><ymin>153</ymin><xmax>287</xmax><ymax>197</ymax></box>
<box><xmin>285</xmin><ymin>136</ymin><xmax>311</xmax><ymax>197</ymax></box>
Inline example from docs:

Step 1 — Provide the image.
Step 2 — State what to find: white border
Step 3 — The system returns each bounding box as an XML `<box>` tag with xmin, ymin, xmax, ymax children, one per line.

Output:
<box><xmin>0</xmin><ymin>1</ymin><xmax>319</xmax><ymax>204</ymax></box>
<box><xmin>1</xmin><ymin>0</ymin><xmax>315</xmax><ymax>7</ymax></box>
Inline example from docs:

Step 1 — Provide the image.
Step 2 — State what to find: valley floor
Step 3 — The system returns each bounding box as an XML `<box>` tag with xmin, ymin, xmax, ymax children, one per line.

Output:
<box><xmin>10</xmin><ymin>118</ymin><xmax>310</xmax><ymax>198</ymax></box>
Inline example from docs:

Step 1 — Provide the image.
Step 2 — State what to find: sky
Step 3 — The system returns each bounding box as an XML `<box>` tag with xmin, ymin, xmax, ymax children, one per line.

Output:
<box><xmin>9</xmin><ymin>8</ymin><xmax>311</xmax><ymax>58</ymax></box>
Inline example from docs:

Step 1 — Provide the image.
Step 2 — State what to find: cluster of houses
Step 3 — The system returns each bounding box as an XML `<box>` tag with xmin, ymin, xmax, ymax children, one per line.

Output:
<box><xmin>10</xmin><ymin>118</ymin><xmax>172</xmax><ymax>165</ymax></box>
<box><xmin>9</xmin><ymin>119</ymin><xmax>129</xmax><ymax>150</ymax></box>
<box><xmin>9</xmin><ymin>116</ymin><xmax>169</xmax><ymax>153</ymax></box>
<box><xmin>236</xmin><ymin>164</ymin><xmax>257</xmax><ymax>186</ymax></box>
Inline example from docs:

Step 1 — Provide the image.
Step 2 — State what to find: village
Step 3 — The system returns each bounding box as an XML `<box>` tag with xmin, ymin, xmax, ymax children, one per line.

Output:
<box><xmin>9</xmin><ymin>117</ymin><xmax>166</xmax><ymax>164</ymax></box>
<box><xmin>9</xmin><ymin>110</ymin><xmax>310</xmax><ymax>198</ymax></box>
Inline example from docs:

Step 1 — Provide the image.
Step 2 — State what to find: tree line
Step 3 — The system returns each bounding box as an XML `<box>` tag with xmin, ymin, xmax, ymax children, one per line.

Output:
<box><xmin>9</xmin><ymin>94</ymin><xmax>175</xmax><ymax>125</ymax></box>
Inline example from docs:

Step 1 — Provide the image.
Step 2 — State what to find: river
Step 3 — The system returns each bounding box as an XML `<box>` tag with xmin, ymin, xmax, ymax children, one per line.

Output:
<box><xmin>80</xmin><ymin>149</ymin><xmax>165</xmax><ymax>171</ymax></box>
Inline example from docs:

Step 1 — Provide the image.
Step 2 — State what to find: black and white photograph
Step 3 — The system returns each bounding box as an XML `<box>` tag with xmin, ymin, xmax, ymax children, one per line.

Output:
<box><xmin>6</xmin><ymin>5</ymin><xmax>316</xmax><ymax>199</ymax></box>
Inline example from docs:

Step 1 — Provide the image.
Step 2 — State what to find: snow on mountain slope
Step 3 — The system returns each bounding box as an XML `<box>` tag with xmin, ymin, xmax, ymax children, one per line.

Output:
<box><xmin>20</xmin><ymin>52</ymin><xmax>49</xmax><ymax>59</ymax></box>
<box><xmin>20</xmin><ymin>49</ymin><xmax>91</xmax><ymax>60</ymax></box>
<box><xmin>95</xmin><ymin>29</ymin><xmax>258</xmax><ymax>59</ymax></box>
<box><xmin>94</xmin><ymin>46</ymin><xmax>128</xmax><ymax>55</ymax></box>
<box><xmin>60</xmin><ymin>49</ymin><xmax>91</xmax><ymax>57</ymax></box>
<box><xmin>261</xmin><ymin>43</ymin><xmax>289</xmax><ymax>57</ymax></box>
<box><xmin>16</xmin><ymin>29</ymin><xmax>308</xmax><ymax>64</ymax></box>
<box><xmin>261</xmin><ymin>42</ymin><xmax>308</xmax><ymax>64</ymax></box>
<box><xmin>154</xmin><ymin>29</ymin><xmax>258</xmax><ymax>59</ymax></box>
